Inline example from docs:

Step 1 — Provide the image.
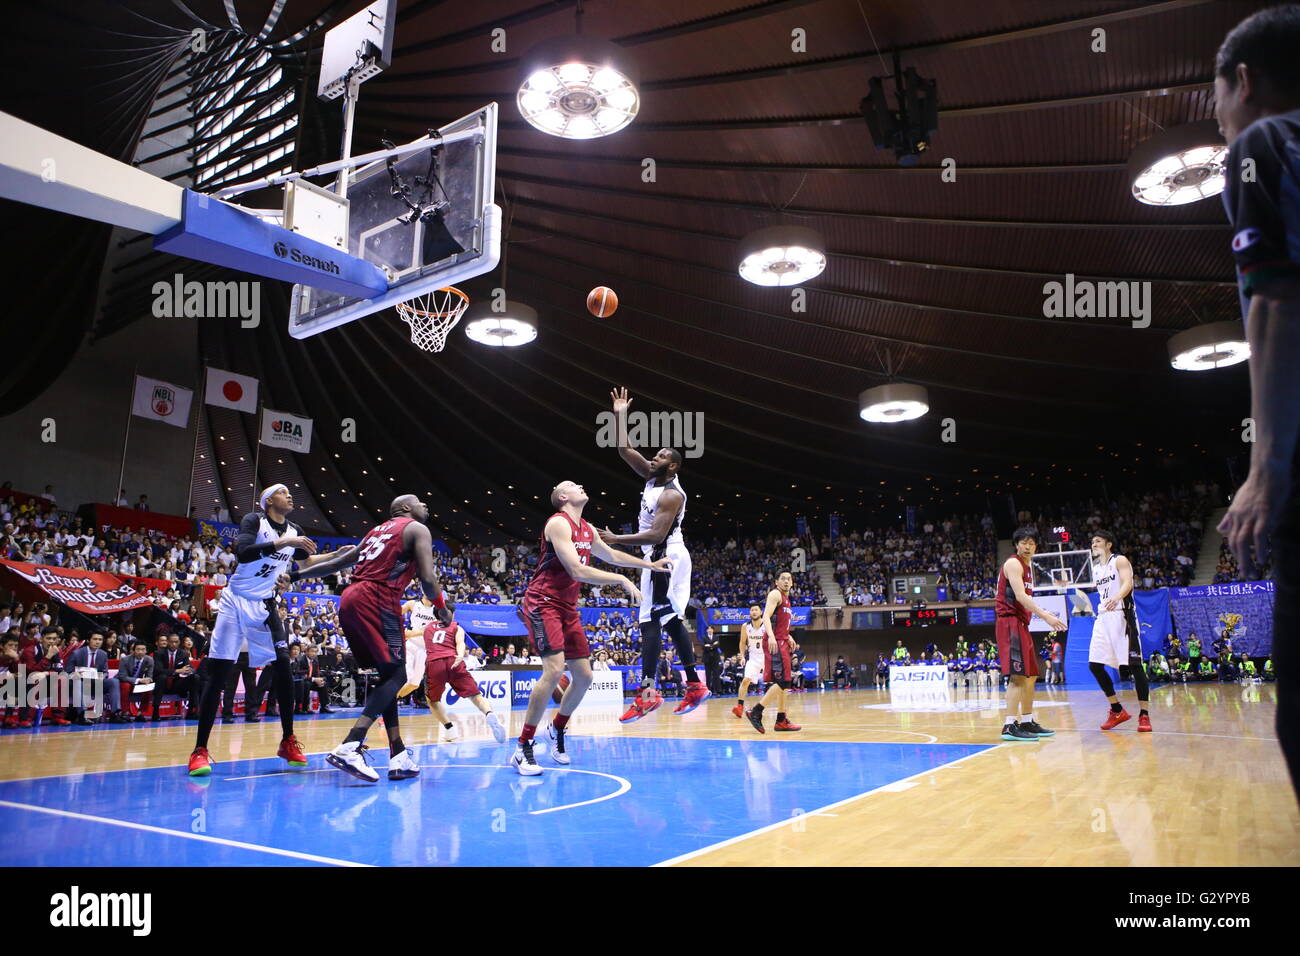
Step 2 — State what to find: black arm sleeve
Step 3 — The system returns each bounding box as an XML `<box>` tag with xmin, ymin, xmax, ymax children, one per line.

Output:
<box><xmin>235</xmin><ymin>512</ymin><xmax>279</xmax><ymax>563</ymax></box>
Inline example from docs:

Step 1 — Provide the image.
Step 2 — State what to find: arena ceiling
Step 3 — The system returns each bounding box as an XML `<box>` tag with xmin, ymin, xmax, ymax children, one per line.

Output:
<box><xmin>3</xmin><ymin>0</ymin><xmax>1263</xmax><ymax>542</ymax></box>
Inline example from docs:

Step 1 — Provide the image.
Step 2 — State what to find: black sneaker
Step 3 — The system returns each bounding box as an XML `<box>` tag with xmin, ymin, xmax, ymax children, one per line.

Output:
<box><xmin>1000</xmin><ymin>722</ymin><xmax>1038</xmax><ymax>742</ymax></box>
<box><xmin>745</xmin><ymin>707</ymin><xmax>766</xmax><ymax>734</ymax></box>
<box><xmin>1020</xmin><ymin>720</ymin><xmax>1055</xmax><ymax>737</ymax></box>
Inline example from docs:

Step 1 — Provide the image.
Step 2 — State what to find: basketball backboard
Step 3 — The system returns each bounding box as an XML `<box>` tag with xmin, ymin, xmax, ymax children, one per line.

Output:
<box><xmin>319</xmin><ymin>0</ymin><xmax>396</xmax><ymax>100</ymax></box>
<box><xmin>1029</xmin><ymin>548</ymin><xmax>1095</xmax><ymax>594</ymax></box>
<box><xmin>287</xmin><ymin>103</ymin><xmax>501</xmax><ymax>340</ymax></box>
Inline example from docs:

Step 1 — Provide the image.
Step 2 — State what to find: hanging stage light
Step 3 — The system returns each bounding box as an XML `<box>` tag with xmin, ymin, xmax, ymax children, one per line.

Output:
<box><xmin>464</xmin><ymin>301</ymin><xmax>538</xmax><ymax>347</ymax></box>
<box><xmin>859</xmin><ymin>383</ymin><xmax>929</xmax><ymax>423</ymax></box>
<box><xmin>738</xmin><ymin>225</ymin><xmax>827</xmax><ymax>287</ymax></box>
<box><xmin>1127</xmin><ymin>120</ymin><xmax>1227</xmax><ymax>206</ymax></box>
<box><xmin>1167</xmin><ymin>320</ymin><xmax>1249</xmax><ymax>371</ymax></box>
<box><xmin>517</xmin><ymin>34</ymin><xmax>639</xmax><ymax>140</ymax></box>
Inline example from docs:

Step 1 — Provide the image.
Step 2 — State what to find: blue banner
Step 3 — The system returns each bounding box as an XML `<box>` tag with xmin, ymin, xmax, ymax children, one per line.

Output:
<box><xmin>796</xmin><ymin>516</ymin><xmax>807</xmax><ymax>536</ymax></box>
<box><xmin>829</xmin><ymin>513</ymin><xmax>839</xmax><ymax>542</ymax></box>
<box><xmin>1168</xmin><ymin>581</ymin><xmax>1274</xmax><ymax>658</ymax></box>
<box><xmin>702</xmin><ymin>606</ymin><xmax>812</xmax><ymax>627</ymax></box>
<box><xmin>456</xmin><ymin>603</ymin><xmax>527</xmax><ymax>637</ymax></box>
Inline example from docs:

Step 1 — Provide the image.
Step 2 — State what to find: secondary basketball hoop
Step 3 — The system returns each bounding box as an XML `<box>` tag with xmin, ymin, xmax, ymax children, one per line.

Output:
<box><xmin>396</xmin><ymin>286</ymin><xmax>469</xmax><ymax>353</ymax></box>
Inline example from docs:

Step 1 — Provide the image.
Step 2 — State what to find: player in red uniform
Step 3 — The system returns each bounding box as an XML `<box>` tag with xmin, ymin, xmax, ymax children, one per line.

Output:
<box><xmin>996</xmin><ymin>527</ymin><xmax>1065</xmax><ymax>742</ymax></box>
<box><xmin>745</xmin><ymin>571</ymin><xmax>802</xmax><ymax>733</ymax></box>
<box><xmin>512</xmin><ymin>480</ymin><xmax>672</xmax><ymax>775</ymax></box>
<box><xmin>323</xmin><ymin>494</ymin><xmax>445</xmax><ymax>782</ymax></box>
<box><xmin>422</xmin><ymin>602</ymin><xmax>508</xmax><ymax>744</ymax></box>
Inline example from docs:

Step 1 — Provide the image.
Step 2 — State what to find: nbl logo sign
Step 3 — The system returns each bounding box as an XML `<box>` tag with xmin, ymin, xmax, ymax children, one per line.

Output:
<box><xmin>151</xmin><ymin>386</ymin><xmax>175</xmax><ymax>417</ymax></box>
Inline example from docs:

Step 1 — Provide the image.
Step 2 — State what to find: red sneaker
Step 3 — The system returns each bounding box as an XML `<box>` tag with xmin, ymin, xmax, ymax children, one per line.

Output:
<box><xmin>619</xmin><ymin>690</ymin><xmax>662</xmax><ymax>723</ymax></box>
<box><xmin>673</xmin><ymin>682</ymin><xmax>711</xmax><ymax>715</ymax></box>
<box><xmin>1100</xmin><ymin>708</ymin><xmax>1131</xmax><ymax>730</ymax></box>
<box><xmin>277</xmin><ymin>734</ymin><xmax>308</xmax><ymax>767</ymax></box>
<box><xmin>188</xmin><ymin>747</ymin><xmax>212</xmax><ymax>777</ymax></box>
<box><xmin>1137</xmin><ymin>714</ymin><xmax>1152</xmax><ymax>733</ymax></box>
<box><xmin>774</xmin><ymin>717</ymin><xmax>802</xmax><ymax>732</ymax></box>
<box><xmin>730</xmin><ymin>703</ymin><xmax>744</xmax><ymax>719</ymax></box>
<box><xmin>18</xmin><ymin>720</ymin><xmax>33</xmax><ymax>728</ymax></box>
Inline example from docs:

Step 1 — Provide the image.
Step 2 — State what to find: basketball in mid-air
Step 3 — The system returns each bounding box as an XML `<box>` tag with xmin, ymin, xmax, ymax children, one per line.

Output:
<box><xmin>587</xmin><ymin>286</ymin><xmax>618</xmax><ymax>317</ymax></box>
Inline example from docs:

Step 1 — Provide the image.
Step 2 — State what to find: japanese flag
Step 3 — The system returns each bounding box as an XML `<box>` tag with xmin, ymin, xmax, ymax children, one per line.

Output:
<box><xmin>205</xmin><ymin>367</ymin><xmax>258</xmax><ymax>413</ymax></box>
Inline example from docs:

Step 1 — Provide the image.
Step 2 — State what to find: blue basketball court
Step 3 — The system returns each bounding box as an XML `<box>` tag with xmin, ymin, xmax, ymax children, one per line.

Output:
<box><xmin>0</xmin><ymin>734</ymin><xmax>990</xmax><ymax>867</ymax></box>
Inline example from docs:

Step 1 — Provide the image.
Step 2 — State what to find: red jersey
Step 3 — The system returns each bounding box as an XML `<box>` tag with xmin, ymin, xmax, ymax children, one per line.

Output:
<box><xmin>349</xmin><ymin>517</ymin><xmax>418</xmax><ymax>593</ymax></box>
<box><xmin>995</xmin><ymin>555</ymin><xmax>1032</xmax><ymax>624</ymax></box>
<box><xmin>771</xmin><ymin>589</ymin><xmax>793</xmax><ymax>643</ymax></box>
<box><xmin>525</xmin><ymin>512</ymin><xmax>593</xmax><ymax>608</ymax></box>
<box><xmin>423</xmin><ymin>621</ymin><xmax>459</xmax><ymax>662</ymax></box>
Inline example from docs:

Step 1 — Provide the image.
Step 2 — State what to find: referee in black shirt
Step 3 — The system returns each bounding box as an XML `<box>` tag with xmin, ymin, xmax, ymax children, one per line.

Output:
<box><xmin>1215</xmin><ymin>5</ymin><xmax>1300</xmax><ymax>802</ymax></box>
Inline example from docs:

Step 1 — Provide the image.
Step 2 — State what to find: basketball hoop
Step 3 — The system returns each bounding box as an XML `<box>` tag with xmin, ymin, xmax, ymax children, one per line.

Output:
<box><xmin>395</xmin><ymin>286</ymin><xmax>469</xmax><ymax>352</ymax></box>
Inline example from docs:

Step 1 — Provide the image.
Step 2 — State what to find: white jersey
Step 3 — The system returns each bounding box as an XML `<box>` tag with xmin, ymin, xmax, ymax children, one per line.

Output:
<box><xmin>227</xmin><ymin>515</ymin><xmax>302</xmax><ymax>601</ymax></box>
<box><xmin>638</xmin><ymin>475</ymin><xmax>687</xmax><ymax>556</ymax></box>
<box><xmin>407</xmin><ymin>600</ymin><xmax>439</xmax><ymax>634</ymax></box>
<box><xmin>744</xmin><ymin>622</ymin><xmax>766</xmax><ymax>657</ymax></box>
<box><xmin>1093</xmin><ymin>553</ymin><xmax>1132</xmax><ymax>614</ymax></box>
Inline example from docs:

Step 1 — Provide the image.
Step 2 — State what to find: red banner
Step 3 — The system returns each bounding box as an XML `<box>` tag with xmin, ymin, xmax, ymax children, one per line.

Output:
<box><xmin>119</xmin><ymin>574</ymin><xmax>220</xmax><ymax>616</ymax></box>
<box><xmin>0</xmin><ymin>560</ymin><xmax>152</xmax><ymax>614</ymax></box>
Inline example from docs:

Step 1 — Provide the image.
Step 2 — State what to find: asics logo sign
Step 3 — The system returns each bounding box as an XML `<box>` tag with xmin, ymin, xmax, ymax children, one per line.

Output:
<box><xmin>446</xmin><ymin>676</ymin><xmax>507</xmax><ymax>706</ymax></box>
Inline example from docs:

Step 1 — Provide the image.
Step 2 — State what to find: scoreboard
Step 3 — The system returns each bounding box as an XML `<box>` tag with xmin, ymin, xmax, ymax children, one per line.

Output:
<box><xmin>890</xmin><ymin>605</ymin><xmax>959</xmax><ymax>627</ymax></box>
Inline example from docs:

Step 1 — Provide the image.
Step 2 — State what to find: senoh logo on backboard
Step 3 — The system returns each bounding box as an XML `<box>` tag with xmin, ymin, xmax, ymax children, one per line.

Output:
<box><xmin>271</xmin><ymin>240</ymin><xmax>340</xmax><ymax>275</ymax></box>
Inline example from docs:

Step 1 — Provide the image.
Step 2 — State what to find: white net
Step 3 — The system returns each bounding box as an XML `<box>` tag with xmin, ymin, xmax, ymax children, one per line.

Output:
<box><xmin>395</xmin><ymin>287</ymin><xmax>469</xmax><ymax>352</ymax></box>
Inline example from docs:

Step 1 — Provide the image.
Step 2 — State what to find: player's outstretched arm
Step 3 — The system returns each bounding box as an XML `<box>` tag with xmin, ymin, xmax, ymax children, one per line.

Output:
<box><xmin>290</xmin><ymin>545</ymin><xmax>358</xmax><ymax>582</ymax></box>
<box><xmin>404</xmin><ymin>521</ymin><xmax>445</xmax><ymax>604</ymax></box>
<box><xmin>599</xmin><ymin>489</ymin><xmax>682</xmax><ymax>548</ymax></box>
<box><xmin>609</xmin><ymin>387</ymin><xmax>653</xmax><ymax>478</ymax></box>
<box><xmin>589</xmin><ymin>532</ymin><xmax>671</xmax><ymax>573</ymax></box>
<box><xmin>1005</xmin><ymin>557</ymin><xmax>1064</xmax><ymax>630</ymax></box>
<box><xmin>547</xmin><ymin>516</ymin><xmax>643</xmax><ymax>604</ymax></box>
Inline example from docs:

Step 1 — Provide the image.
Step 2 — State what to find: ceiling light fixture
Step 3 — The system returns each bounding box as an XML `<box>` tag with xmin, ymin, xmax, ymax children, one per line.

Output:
<box><xmin>1127</xmin><ymin>120</ymin><xmax>1227</xmax><ymax>207</ymax></box>
<box><xmin>464</xmin><ymin>302</ymin><xmax>538</xmax><ymax>346</ymax></box>
<box><xmin>1167</xmin><ymin>320</ymin><xmax>1250</xmax><ymax>371</ymax></box>
<box><xmin>517</xmin><ymin>2</ymin><xmax>638</xmax><ymax>140</ymax></box>
<box><xmin>738</xmin><ymin>225</ymin><xmax>826</xmax><ymax>287</ymax></box>
<box><xmin>859</xmin><ymin>383</ymin><xmax>929</xmax><ymax>423</ymax></box>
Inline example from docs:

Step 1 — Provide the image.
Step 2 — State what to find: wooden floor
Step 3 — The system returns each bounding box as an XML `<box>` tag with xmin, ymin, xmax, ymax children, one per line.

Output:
<box><xmin>2</xmin><ymin>681</ymin><xmax>1296</xmax><ymax>866</ymax></box>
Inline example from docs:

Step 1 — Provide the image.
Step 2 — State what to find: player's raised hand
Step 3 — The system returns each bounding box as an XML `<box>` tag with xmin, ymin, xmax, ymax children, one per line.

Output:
<box><xmin>622</xmin><ymin>579</ymin><xmax>642</xmax><ymax>606</ymax></box>
<box><xmin>283</xmin><ymin>535</ymin><xmax>317</xmax><ymax>555</ymax></box>
<box><xmin>610</xmin><ymin>387</ymin><xmax>632</xmax><ymax>414</ymax></box>
<box><xmin>599</xmin><ymin>526</ymin><xmax>619</xmax><ymax>545</ymax></box>
<box><xmin>650</xmin><ymin>557</ymin><xmax>673</xmax><ymax>574</ymax></box>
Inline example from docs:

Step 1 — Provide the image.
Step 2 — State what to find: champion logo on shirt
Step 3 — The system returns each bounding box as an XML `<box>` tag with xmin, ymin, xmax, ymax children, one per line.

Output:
<box><xmin>1232</xmin><ymin>227</ymin><xmax>1260</xmax><ymax>252</ymax></box>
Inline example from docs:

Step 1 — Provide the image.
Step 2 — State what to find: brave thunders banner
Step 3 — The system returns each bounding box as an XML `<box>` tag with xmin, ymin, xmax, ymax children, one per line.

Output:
<box><xmin>0</xmin><ymin>560</ymin><xmax>153</xmax><ymax>614</ymax></box>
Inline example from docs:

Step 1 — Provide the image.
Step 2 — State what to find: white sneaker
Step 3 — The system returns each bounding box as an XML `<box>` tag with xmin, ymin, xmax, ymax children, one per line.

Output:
<box><xmin>326</xmin><ymin>741</ymin><xmax>378</xmax><ymax>783</ymax></box>
<box><xmin>511</xmin><ymin>739</ymin><xmax>543</xmax><ymax>776</ymax></box>
<box><xmin>547</xmin><ymin>722</ymin><xmax>570</xmax><ymax>765</ymax></box>
<box><xmin>442</xmin><ymin>722</ymin><xmax>461</xmax><ymax>742</ymax></box>
<box><xmin>486</xmin><ymin>712</ymin><xmax>506</xmax><ymax>744</ymax></box>
<box><xmin>387</xmin><ymin>747</ymin><xmax>420</xmax><ymax>780</ymax></box>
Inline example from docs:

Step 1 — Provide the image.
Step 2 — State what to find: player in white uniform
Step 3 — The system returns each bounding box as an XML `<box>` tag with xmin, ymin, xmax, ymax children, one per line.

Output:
<box><xmin>1081</xmin><ymin>530</ymin><xmax>1151</xmax><ymax>733</ymax></box>
<box><xmin>600</xmin><ymin>388</ymin><xmax>710</xmax><ymax>722</ymax></box>
<box><xmin>731</xmin><ymin>605</ymin><xmax>771</xmax><ymax>718</ymax></box>
<box><xmin>188</xmin><ymin>484</ymin><xmax>357</xmax><ymax>776</ymax></box>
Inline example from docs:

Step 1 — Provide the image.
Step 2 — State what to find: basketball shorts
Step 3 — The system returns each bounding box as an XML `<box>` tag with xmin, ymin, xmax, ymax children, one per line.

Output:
<box><xmin>425</xmin><ymin>657</ymin><xmax>479</xmax><ymax>703</ymax></box>
<box><xmin>338</xmin><ymin>581</ymin><xmax>405</xmax><ymax>669</ymax></box>
<box><xmin>210</xmin><ymin>590</ymin><xmax>283</xmax><ymax>667</ymax></box>
<box><xmin>639</xmin><ymin>542</ymin><xmax>691</xmax><ymax>625</ymax></box>
<box><xmin>764</xmin><ymin>641</ymin><xmax>792</xmax><ymax>689</ymax></box>
<box><xmin>1089</xmin><ymin>609</ymin><xmax>1142</xmax><ymax>669</ymax></box>
<box><xmin>519</xmin><ymin>594</ymin><xmax>590</xmax><ymax>661</ymax></box>
<box><xmin>743</xmin><ymin>656</ymin><xmax>765</xmax><ymax>682</ymax></box>
<box><xmin>996</xmin><ymin>616</ymin><xmax>1040</xmax><ymax>678</ymax></box>
<box><xmin>404</xmin><ymin>636</ymin><xmax>426</xmax><ymax>689</ymax></box>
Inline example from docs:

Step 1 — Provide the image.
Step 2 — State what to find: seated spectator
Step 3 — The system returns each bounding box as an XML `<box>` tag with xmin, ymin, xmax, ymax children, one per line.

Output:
<box><xmin>1</xmin><ymin>634</ymin><xmax>22</xmax><ymax>727</ymax></box>
<box><xmin>64</xmin><ymin>631</ymin><xmax>124</xmax><ymax>724</ymax></box>
<box><xmin>657</xmin><ymin>651</ymin><xmax>681</xmax><ymax>697</ymax></box>
<box><xmin>833</xmin><ymin>655</ymin><xmax>852</xmax><ymax>689</ymax></box>
<box><xmin>593</xmin><ymin>649</ymin><xmax>612</xmax><ymax>671</ymax></box>
<box><xmin>19</xmin><ymin>629</ymin><xmax>68</xmax><ymax>726</ymax></box>
<box><xmin>117</xmin><ymin>641</ymin><xmax>156</xmax><ymax>720</ymax></box>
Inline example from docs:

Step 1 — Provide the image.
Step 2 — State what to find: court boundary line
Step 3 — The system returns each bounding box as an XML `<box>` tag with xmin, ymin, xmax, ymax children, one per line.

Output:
<box><xmin>0</xmin><ymin>799</ymin><xmax>372</xmax><ymax>867</ymax></box>
<box><xmin>650</xmin><ymin>744</ymin><xmax>1001</xmax><ymax>867</ymax></box>
<box><xmin>605</xmin><ymin>733</ymin><xmax>965</xmax><ymax>746</ymax></box>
